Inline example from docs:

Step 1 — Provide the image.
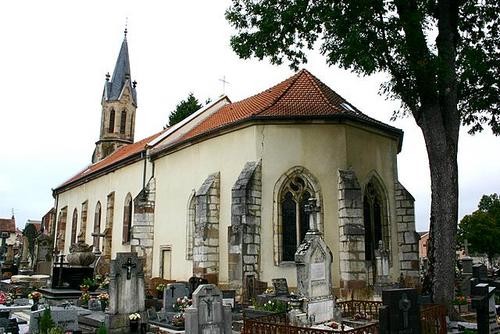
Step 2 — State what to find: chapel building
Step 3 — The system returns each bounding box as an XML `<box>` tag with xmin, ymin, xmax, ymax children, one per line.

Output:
<box><xmin>52</xmin><ymin>32</ymin><xmax>419</xmax><ymax>295</ymax></box>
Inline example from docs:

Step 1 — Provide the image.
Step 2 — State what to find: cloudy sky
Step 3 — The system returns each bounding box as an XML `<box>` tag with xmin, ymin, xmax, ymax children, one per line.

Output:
<box><xmin>0</xmin><ymin>1</ymin><xmax>498</xmax><ymax>232</ymax></box>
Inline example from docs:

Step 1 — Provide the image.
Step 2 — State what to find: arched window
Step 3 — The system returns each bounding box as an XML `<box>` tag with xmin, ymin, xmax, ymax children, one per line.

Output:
<box><xmin>108</xmin><ymin>109</ymin><xmax>115</xmax><ymax>133</ymax></box>
<box><xmin>273</xmin><ymin>167</ymin><xmax>322</xmax><ymax>264</ymax></box>
<box><xmin>186</xmin><ymin>192</ymin><xmax>196</xmax><ymax>260</ymax></box>
<box><xmin>280</xmin><ymin>175</ymin><xmax>314</xmax><ymax>261</ymax></box>
<box><xmin>120</xmin><ymin>110</ymin><xmax>127</xmax><ymax>134</ymax></box>
<box><xmin>363</xmin><ymin>177</ymin><xmax>390</xmax><ymax>281</ymax></box>
<box><xmin>122</xmin><ymin>193</ymin><xmax>133</xmax><ymax>243</ymax></box>
<box><xmin>93</xmin><ymin>202</ymin><xmax>102</xmax><ymax>252</ymax></box>
<box><xmin>71</xmin><ymin>209</ymin><xmax>78</xmax><ymax>245</ymax></box>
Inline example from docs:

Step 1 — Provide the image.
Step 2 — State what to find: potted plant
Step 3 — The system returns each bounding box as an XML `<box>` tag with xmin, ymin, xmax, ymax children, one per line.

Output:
<box><xmin>98</xmin><ymin>292</ymin><xmax>109</xmax><ymax>312</ymax></box>
<box><xmin>129</xmin><ymin>312</ymin><xmax>141</xmax><ymax>332</ymax></box>
<box><xmin>79</xmin><ymin>292</ymin><xmax>90</xmax><ymax>308</ymax></box>
<box><xmin>28</xmin><ymin>291</ymin><xmax>43</xmax><ymax>311</ymax></box>
<box><xmin>82</xmin><ymin>277</ymin><xmax>99</xmax><ymax>292</ymax></box>
<box><xmin>453</xmin><ymin>294</ymin><xmax>468</xmax><ymax>313</ymax></box>
<box><xmin>156</xmin><ymin>283</ymin><xmax>166</xmax><ymax>299</ymax></box>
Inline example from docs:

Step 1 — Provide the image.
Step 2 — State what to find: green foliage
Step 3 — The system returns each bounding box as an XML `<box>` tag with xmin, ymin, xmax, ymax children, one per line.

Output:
<box><xmin>38</xmin><ymin>307</ymin><xmax>56</xmax><ymax>334</ymax></box>
<box><xmin>47</xmin><ymin>327</ymin><xmax>64</xmax><ymax>334</ymax></box>
<box><xmin>168</xmin><ymin>93</ymin><xmax>203</xmax><ymax>127</ymax></box>
<box><xmin>96</xmin><ymin>324</ymin><xmax>108</xmax><ymax>334</ymax></box>
<box><xmin>225</xmin><ymin>0</ymin><xmax>499</xmax><ymax>133</ymax></box>
<box><xmin>255</xmin><ymin>299</ymin><xmax>287</xmax><ymax>313</ymax></box>
<box><xmin>82</xmin><ymin>277</ymin><xmax>99</xmax><ymax>289</ymax></box>
<box><xmin>458</xmin><ymin>194</ymin><xmax>500</xmax><ymax>263</ymax></box>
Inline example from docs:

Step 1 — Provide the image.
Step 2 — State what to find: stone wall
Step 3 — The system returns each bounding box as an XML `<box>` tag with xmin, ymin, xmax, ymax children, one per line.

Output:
<box><xmin>395</xmin><ymin>181</ymin><xmax>419</xmax><ymax>278</ymax></box>
<box><xmin>132</xmin><ymin>177</ymin><xmax>156</xmax><ymax>283</ymax></box>
<box><xmin>337</xmin><ymin>169</ymin><xmax>366</xmax><ymax>289</ymax></box>
<box><xmin>228</xmin><ymin>161</ymin><xmax>262</xmax><ymax>294</ymax></box>
<box><xmin>193</xmin><ymin>172</ymin><xmax>220</xmax><ymax>283</ymax></box>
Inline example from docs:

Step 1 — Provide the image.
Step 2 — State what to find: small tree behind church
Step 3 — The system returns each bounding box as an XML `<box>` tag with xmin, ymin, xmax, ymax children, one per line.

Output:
<box><xmin>168</xmin><ymin>93</ymin><xmax>203</xmax><ymax>127</ymax></box>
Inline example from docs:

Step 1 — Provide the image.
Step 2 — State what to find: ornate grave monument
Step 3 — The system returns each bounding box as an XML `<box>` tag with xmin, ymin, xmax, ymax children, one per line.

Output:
<box><xmin>294</xmin><ymin>198</ymin><xmax>335</xmax><ymax>324</ymax></box>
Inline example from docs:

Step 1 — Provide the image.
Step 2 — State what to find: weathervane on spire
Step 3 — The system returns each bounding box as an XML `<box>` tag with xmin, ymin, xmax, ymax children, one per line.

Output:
<box><xmin>124</xmin><ymin>17</ymin><xmax>128</xmax><ymax>38</ymax></box>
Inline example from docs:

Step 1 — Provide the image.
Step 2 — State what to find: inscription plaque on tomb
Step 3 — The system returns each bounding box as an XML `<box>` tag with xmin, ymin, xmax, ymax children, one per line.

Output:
<box><xmin>311</xmin><ymin>263</ymin><xmax>326</xmax><ymax>281</ymax></box>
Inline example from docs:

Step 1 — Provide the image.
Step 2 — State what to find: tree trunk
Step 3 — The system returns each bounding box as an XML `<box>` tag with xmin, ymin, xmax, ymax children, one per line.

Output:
<box><xmin>417</xmin><ymin>102</ymin><xmax>459</xmax><ymax>315</ymax></box>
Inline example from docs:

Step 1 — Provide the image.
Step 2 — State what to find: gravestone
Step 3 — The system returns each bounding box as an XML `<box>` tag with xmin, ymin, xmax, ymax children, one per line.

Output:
<box><xmin>295</xmin><ymin>198</ymin><xmax>334</xmax><ymax>324</ymax></box>
<box><xmin>471</xmin><ymin>283</ymin><xmax>499</xmax><ymax>334</ymax></box>
<box><xmin>188</xmin><ymin>276</ymin><xmax>208</xmax><ymax>298</ymax></box>
<box><xmin>30</xmin><ymin>307</ymin><xmax>79</xmax><ymax>332</ymax></box>
<box><xmin>379</xmin><ymin>288</ymin><xmax>420</xmax><ymax>334</ymax></box>
<box><xmin>163</xmin><ymin>282</ymin><xmax>190</xmax><ymax>312</ymax></box>
<box><xmin>375</xmin><ymin>241</ymin><xmax>390</xmax><ymax>295</ymax></box>
<box><xmin>185</xmin><ymin>284</ymin><xmax>232</xmax><ymax>334</ymax></box>
<box><xmin>272</xmin><ymin>278</ymin><xmax>289</xmax><ymax>296</ymax></box>
<box><xmin>473</xmin><ymin>264</ymin><xmax>488</xmax><ymax>282</ymax></box>
<box><xmin>104</xmin><ymin>252</ymin><xmax>146</xmax><ymax>333</ymax></box>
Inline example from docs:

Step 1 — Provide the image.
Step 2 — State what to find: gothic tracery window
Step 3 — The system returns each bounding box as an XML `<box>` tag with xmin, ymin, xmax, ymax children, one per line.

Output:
<box><xmin>280</xmin><ymin>175</ymin><xmax>313</xmax><ymax>261</ymax></box>
<box><xmin>363</xmin><ymin>179</ymin><xmax>390</xmax><ymax>282</ymax></box>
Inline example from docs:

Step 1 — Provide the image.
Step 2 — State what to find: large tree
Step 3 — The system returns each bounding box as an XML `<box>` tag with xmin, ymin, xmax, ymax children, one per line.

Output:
<box><xmin>458</xmin><ymin>194</ymin><xmax>500</xmax><ymax>265</ymax></box>
<box><xmin>226</xmin><ymin>0</ymin><xmax>499</xmax><ymax>310</ymax></box>
<box><xmin>168</xmin><ymin>93</ymin><xmax>203</xmax><ymax>127</ymax></box>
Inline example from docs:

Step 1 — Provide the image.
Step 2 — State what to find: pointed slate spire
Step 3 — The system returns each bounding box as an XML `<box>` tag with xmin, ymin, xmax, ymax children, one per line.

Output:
<box><xmin>104</xmin><ymin>27</ymin><xmax>137</xmax><ymax>105</ymax></box>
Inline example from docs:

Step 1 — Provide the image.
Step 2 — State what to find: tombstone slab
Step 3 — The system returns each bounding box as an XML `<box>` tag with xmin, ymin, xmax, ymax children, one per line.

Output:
<box><xmin>163</xmin><ymin>282</ymin><xmax>190</xmax><ymax>312</ymax></box>
<box><xmin>380</xmin><ymin>288</ymin><xmax>420</xmax><ymax>334</ymax></box>
<box><xmin>29</xmin><ymin>307</ymin><xmax>79</xmax><ymax>332</ymax></box>
<box><xmin>185</xmin><ymin>284</ymin><xmax>232</xmax><ymax>334</ymax></box>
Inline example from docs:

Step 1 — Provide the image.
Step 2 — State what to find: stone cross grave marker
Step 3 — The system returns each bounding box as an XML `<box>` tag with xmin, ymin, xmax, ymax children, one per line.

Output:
<box><xmin>30</xmin><ymin>307</ymin><xmax>79</xmax><ymax>332</ymax></box>
<box><xmin>163</xmin><ymin>282</ymin><xmax>190</xmax><ymax>312</ymax></box>
<box><xmin>108</xmin><ymin>252</ymin><xmax>145</xmax><ymax>315</ymax></box>
<box><xmin>379</xmin><ymin>288</ymin><xmax>420</xmax><ymax>334</ymax></box>
<box><xmin>185</xmin><ymin>284</ymin><xmax>232</xmax><ymax>334</ymax></box>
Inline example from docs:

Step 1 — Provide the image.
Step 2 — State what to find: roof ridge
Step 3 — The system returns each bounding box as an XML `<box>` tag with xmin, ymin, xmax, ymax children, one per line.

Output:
<box><xmin>253</xmin><ymin>70</ymin><xmax>304</xmax><ymax>116</ymax></box>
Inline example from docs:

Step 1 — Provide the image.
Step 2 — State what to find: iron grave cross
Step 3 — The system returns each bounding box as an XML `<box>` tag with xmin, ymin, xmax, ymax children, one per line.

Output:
<box><xmin>122</xmin><ymin>257</ymin><xmax>136</xmax><ymax>280</ymax></box>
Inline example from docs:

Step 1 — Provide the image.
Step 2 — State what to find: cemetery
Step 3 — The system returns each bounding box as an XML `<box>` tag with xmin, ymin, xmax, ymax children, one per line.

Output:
<box><xmin>0</xmin><ymin>201</ymin><xmax>498</xmax><ymax>333</ymax></box>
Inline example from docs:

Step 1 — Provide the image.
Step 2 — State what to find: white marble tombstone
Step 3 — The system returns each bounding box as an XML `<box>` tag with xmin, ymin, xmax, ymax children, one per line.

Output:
<box><xmin>185</xmin><ymin>284</ymin><xmax>232</xmax><ymax>334</ymax></box>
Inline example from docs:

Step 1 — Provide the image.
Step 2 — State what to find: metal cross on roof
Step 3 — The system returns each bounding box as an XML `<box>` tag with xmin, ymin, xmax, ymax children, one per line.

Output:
<box><xmin>219</xmin><ymin>75</ymin><xmax>230</xmax><ymax>95</ymax></box>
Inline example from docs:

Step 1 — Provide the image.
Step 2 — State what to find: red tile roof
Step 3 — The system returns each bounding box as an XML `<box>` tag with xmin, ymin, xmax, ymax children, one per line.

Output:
<box><xmin>0</xmin><ymin>218</ymin><xmax>16</xmax><ymax>233</ymax></box>
<box><xmin>179</xmin><ymin>69</ymin><xmax>394</xmax><ymax>141</ymax></box>
<box><xmin>55</xmin><ymin>130</ymin><xmax>164</xmax><ymax>192</ymax></box>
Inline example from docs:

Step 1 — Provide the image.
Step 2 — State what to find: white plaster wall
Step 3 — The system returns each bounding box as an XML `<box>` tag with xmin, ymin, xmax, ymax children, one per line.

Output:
<box><xmin>56</xmin><ymin>158</ymin><xmax>151</xmax><ymax>256</ymax></box>
<box><xmin>153</xmin><ymin>126</ymin><xmax>259</xmax><ymax>282</ymax></box>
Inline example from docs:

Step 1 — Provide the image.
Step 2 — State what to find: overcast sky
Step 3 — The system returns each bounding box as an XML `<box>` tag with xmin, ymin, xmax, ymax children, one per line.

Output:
<box><xmin>0</xmin><ymin>1</ymin><xmax>498</xmax><ymax>232</ymax></box>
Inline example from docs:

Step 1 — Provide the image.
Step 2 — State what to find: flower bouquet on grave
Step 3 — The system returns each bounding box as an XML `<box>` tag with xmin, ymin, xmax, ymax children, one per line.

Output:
<box><xmin>82</xmin><ymin>277</ymin><xmax>99</xmax><ymax>292</ymax></box>
<box><xmin>98</xmin><ymin>292</ymin><xmax>109</xmax><ymax>311</ymax></box>
<box><xmin>79</xmin><ymin>292</ymin><xmax>91</xmax><ymax>308</ymax></box>
<box><xmin>173</xmin><ymin>296</ymin><xmax>192</xmax><ymax>312</ymax></box>
<box><xmin>171</xmin><ymin>312</ymin><xmax>185</xmax><ymax>328</ymax></box>
<box><xmin>129</xmin><ymin>313</ymin><xmax>141</xmax><ymax>331</ymax></box>
<box><xmin>28</xmin><ymin>291</ymin><xmax>42</xmax><ymax>302</ymax></box>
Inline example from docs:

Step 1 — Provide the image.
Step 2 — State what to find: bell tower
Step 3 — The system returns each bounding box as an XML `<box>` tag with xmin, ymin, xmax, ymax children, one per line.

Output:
<box><xmin>93</xmin><ymin>28</ymin><xmax>137</xmax><ymax>163</ymax></box>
